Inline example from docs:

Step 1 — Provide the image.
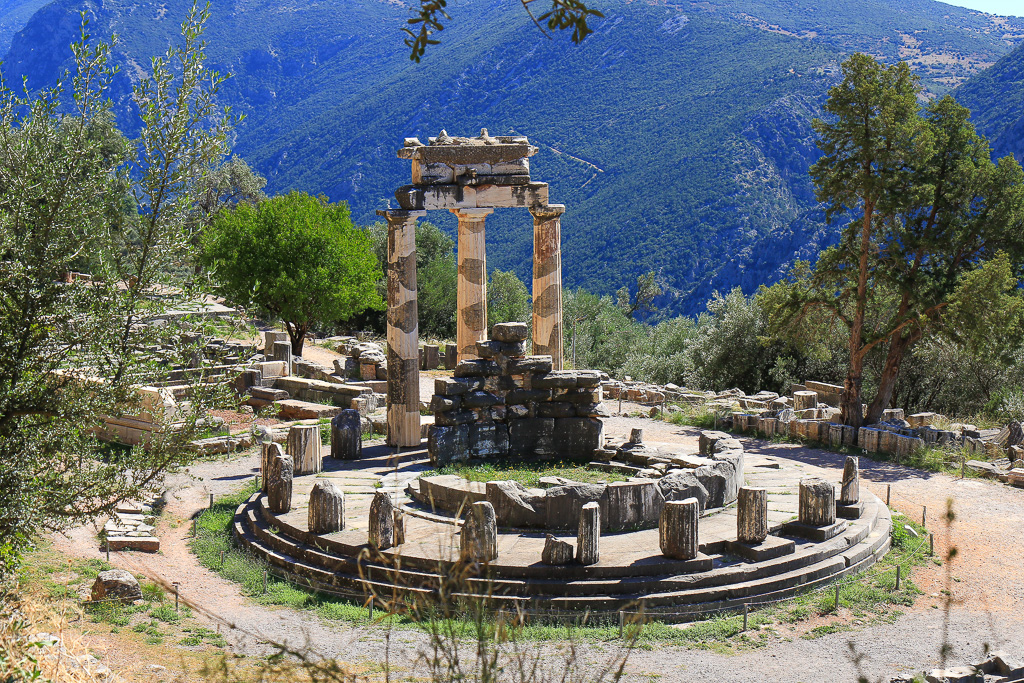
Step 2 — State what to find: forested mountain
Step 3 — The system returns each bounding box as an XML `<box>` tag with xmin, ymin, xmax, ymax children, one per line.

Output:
<box><xmin>958</xmin><ymin>38</ymin><xmax>1024</xmax><ymax>162</ymax></box>
<box><xmin>5</xmin><ymin>0</ymin><xmax>1023</xmax><ymax>314</ymax></box>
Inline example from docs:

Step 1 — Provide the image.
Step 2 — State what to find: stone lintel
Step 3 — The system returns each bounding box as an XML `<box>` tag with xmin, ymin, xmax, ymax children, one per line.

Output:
<box><xmin>397</xmin><ymin>142</ymin><xmax>537</xmax><ymax>164</ymax></box>
<box><xmin>377</xmin><ymin>209</ymin><xmax>427</xmax><ymax>220</ymax></box>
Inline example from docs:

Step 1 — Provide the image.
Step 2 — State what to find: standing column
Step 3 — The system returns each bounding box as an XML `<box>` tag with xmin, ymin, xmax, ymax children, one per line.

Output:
<box><xmin>530</xmin><ymin>205</ymin><xmax>565</xmax><ymax>369</ymax></box>
<box><xmin>378</xmin><ymin>209</ymin><xmax>426</xmax><ymax>447</ymax></box>
<box><xmin>452</xmin><ymin>208</ymin><xmax>493</xmax><ymax>362</ymax></box>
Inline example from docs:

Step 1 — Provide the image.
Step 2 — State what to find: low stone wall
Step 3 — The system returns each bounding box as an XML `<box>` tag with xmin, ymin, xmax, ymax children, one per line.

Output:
<box><xmin>427</xmin><ymin>323</ymin><xmax>604</xmax><ymax>465</ymax></box>
<box><xmin>411</xmin><ymin>429</ymin><xmax>744</xmax><ymax>531</ymax></box>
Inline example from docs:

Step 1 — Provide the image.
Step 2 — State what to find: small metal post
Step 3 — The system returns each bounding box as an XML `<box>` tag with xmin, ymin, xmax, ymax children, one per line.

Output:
<box><xmin>105</xmin><ymin>539</ymin><xmax>110</xmax><ymax>562</ymax></box>
<box><xmin>618</xmin><ymin>610</ymin><xmax>624</xmax><ymax>638</ymax></box>
<box><xmin>220</xmin><ymin>550</ymin><xmax>225</xmax><ymax>567</ymax></box>
<box><xmin>961</xmin><ymin>456</ymin><xmax>966</xmax><ymax>480</ymax></box>
<box><xmin>886</xmin><ymin>485</ymin><xmax>891</xmax><ymax>507</ymax></box>
<box><xmin>369</xmin><ymin>599</ymin><xmax>374</xmax><ymax>621</ymax></box>
<box><xmin>255</xmin><ymin>475</ymin><xmax>259</xmax><ymax>489</ymax></box>
<box><xmin>742</xmin><ymin>604</ymin><xmax>748</xmax><ymax>631</ymax></box>
<box><xmin>929</xmin><ymin>533</ymin><xmax>934</xmax><ymax>556</ymax></box>
<box><xmin>834</xmin><ymin>583</ymin><xmax>840</xmax><ymax>612</ymax></box>
<box><xmin>173</xmin><ymin>583</ymin><xmax>180</xmax><ymax>613</ymax></box>
<box><xmin>895</xmin><ymin>565</ymin><xmax>901</xmax><ymax>590</ymax></box>
<box><xmin>618</xmin><ymin>396</ymin><xmax>622</xmax><ymax>416</ymax></box>
<box><xmin>922</xmin><ymin>506</ymin><xmax>927</xmax><ymax>528</ymax></box>
<box><xmin>262</xmin><ymin>569</ymin><xmax>268</xmax><ymax>595</ymax></box>
<box><xmin>209</xmin><ymin>493</ymin><xmax>214</xmax><ymax>509</ymax></box>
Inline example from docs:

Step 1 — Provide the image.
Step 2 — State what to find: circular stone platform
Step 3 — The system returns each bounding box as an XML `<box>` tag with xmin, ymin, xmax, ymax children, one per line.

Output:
<box><xmin>233</xmin><ymin>441</ymin><xmax>891</xmax><ymax>620</ymax></box>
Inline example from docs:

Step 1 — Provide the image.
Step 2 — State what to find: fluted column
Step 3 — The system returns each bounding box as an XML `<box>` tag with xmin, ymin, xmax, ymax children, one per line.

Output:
<box><xmin>530</xmin><ymin>204</ymin><xmax>565</xmax><ymax>369</ymax></box>
<box><xmin>453</xmin><ymin>208</ymin><xmax>493</xmax><ymax>363</ymax></box>
<box><xmin>379</xmin><ymin>209</ymin><xmax>426</xmax><ymax>447</ymax></box>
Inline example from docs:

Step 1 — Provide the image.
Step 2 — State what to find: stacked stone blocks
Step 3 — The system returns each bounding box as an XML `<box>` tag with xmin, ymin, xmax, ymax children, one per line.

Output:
<box><xmin>428</xmin><ymin>322</ymin><xmax>603</xmax><ymax>466</ymax></box>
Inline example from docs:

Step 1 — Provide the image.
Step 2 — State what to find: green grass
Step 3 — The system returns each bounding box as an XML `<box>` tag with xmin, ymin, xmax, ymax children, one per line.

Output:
<box><xmin>663</xmin><ymin>404</ymin><xmax>722</xmax><ymax>430</ymax></box>
<box><xmin>421</xmin><ymin>461</ymin><xmax>628</xmax><ymax>487</ymax></box>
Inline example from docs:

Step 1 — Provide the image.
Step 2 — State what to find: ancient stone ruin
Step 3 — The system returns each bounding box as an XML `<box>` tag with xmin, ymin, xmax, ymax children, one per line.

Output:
<box><xmin>379</xmin><ymin>130</ymin><xmax>566</xmax><ymax>448</ymax></box>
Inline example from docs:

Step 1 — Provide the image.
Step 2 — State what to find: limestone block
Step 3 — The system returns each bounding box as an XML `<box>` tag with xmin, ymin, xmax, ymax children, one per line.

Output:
<box><xmin>368</xmin><ymin>491</ymin><xmax>395</xmax><ymax>550</ymax></box>
<box><xmin>460</xmin><ymin>501</ymin><xmax>498</xmax><ymax>563</ymax></box>
<box><xmin>91</xmin><ymin>569</ymin><xmax>142</xmax><ymax>603</ymax></box>
<box><xmin>698</xmin><ymin>431</ymin><xmax>732</xmax><ymax>455</ymax></box>
<box><xmin>454</xmin><ymin>359</ymin><xmax>500</xmax><ymax>377</ymax></box>
<box><xmin>444</xmin><ymin>343</ymin><xmax>459</xmax><ymax>370</ymax></box>
<box><xmin>272</xmin><ymin>341</ymin><xmax>293</xmax><ymax>374</ymax></box>
<box><xmin>509</xmin><ymin>356</ymin><xmax>553</xmax><ymax>374</ymax></box>
<box><xmin>711</xmin><ymin>450</ymin><xmax>744</xmax><ymax>505</ymax></box>
<box><xmin>659</xmin><ymin>498</ymin><xmax>699</xmax><ymax>560</ymax></box>
<box><xmin>737</xmin><ymin>487</ymin><xmax>768</xmax><ymax>544</ymax></box>
<box><xmin>537</xmin><ymin>401</ymin><xmax>575</xmax><ymax>418</ymax></box>
<box><xmin>859</xmin><ymin>427</ymin><xmax>881</xmax><ymax>452</ymax></box>
<box><xmin>435</xmin><ymin>377</ymin><xmax>469</xmax><ymax>396</ymax></box>
<box><xmin>263</xmin><ymin>330</ymin><xmax>288</xmax><ymax>352</ymax></box>
<box><xmin>427</xmin><ymin>424</ymin><xmax>470</xmax><ymax>466</ymax></box>
<box><xmin>799</xmin><ymin>477</ymin><xmax>836</xmax><ymax>527</ymax></box>
<box><xmin>486</xmin><ymin>480</ymin><xmax>545</xmax><ymax>527</ymax></box>
<box><xmin>828</xmin><ymin>423</ymin><xmax>844</xmax><ymax>449</ymax></box>
<box><xmin>423</xmin><ymin>344</ymin><xmax>440</xmax><ymax>370</ymax></box>
<box><xmin>308</xmin><ymin>480</ymin><xmax>345</xmax><ymax>534</ymax></box>
<box><xmin>541</xmin><ymin>534</ymin><xmax>574</xmax><ymax>565</ymax></box>
<box><xmin>330</xmin><ymin>409</ymin><xmax>362</xmax><ymax>461</ymax></box>
<box><xmin>883</xmin><ymin>408</ymin><xmax>905</xmax><ymax>421</ymax></box>
<box><xmin>267</xmin><ymin>453</ymin><xmax>293</xmax><ymax>514</ymax></box>
<box><xmin>544</xmin><ymin>482</ymin><xmax>607</xmax><ymax>530</ymax></box>
<box><xmin>288</xmin><ymin>424</ymin><xmax>322</xmax><ymax>475</ymax></box>
<box><xmin>553</xmin><ymin>417</ymin><xmax>603</xmax><ymax>457</ymax></box>
<box><xmin>491</xmin><ymin>322</ymin><xmax>529</xmax><ymax>343</ymax></box>
<box><xmin>576</xmin><ymin>501</ymin><xmax>600</xmax><ymax>565</ymax></box>
<box><xmin>840</xmin><ymin>456</ymin><xmax>859</xmax><ymax>505</ymax></box>
<box><xmin>603</xmin><ymin>480</ymin><xmax>663</xmax><ymax>530</ymax></box>
<box><xmin>475</xmin><ymin>340</ymin><xmax>526</xmax><ymax>359</ymax></box>
<box><xmin>657</xmin><ymin>471</ymin><xmax>710</xmax><ymax>511</ymax></box>
<box><xmin>469</xmin><ymin>422</ymin><xmax>509</xmax><ymax>457</ymax></box>
<box><xmin>509</xmin><ymin>418</ymin><xmax>556</xmax><ymax>457</ymax></box>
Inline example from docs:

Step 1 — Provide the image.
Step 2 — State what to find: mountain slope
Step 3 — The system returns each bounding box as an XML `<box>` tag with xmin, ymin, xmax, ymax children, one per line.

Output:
<box><xmin>957</xmin><ymin>39</ymin><xmax>1024</xmax><ymax>161</ymax></box>
<box><xmin>5</xmin><ymin>0</ymin><xmax>1023</xmax><ymax>314</ymax></box>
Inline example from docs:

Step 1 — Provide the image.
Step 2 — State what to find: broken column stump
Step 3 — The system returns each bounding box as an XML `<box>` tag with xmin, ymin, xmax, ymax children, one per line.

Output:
<box><xmin>308</xmin><ymin>480</ymin><xmax>345</xmax><ymax>534</ymax></box>
<box><xmin>659</xmin><ymin>498</ymin><xmax>699</xmax><ymax>560</ymax></box>
<box><xmin>737</xmin><ymin>487</ymin><xmax>768</xmax><ymax>544</ymax></box>
<box><xmin>368</xmin><ymin>491</ymin><xmax>395</xmax><ymax>550</ymax></box>
<box><xmin>461</xmin><ymin>501</ymin><xmax>498</xmax><ymax>563</ymax></box>
<box><xmin>267</xmin><ymin>453</ymin><xmax>293</xmax><ymax>514</ymax></box>
<box><xmin>330</xmin><ymin>409</ymin><xmax>362</xmax><ymax>461</ymax></box>
<box><xmin>837</xmin><ymin>455</ymin><xmax>863</xmax><ymax>519</ymax></box>
<box><xmin>288</xmin><ymin>424</ymin><xmax>322</xmax><ymax>475</ymax></box>
<box><xmin>272</xmin><ymin>340</ymin><xmax>293</xmax><ymax>375</ymax></box>
<box><xmin>785</xmin><ymin>476</ymin><xmax>846</xmax><ymax>541</ymax></box>
<box><xmin>261</xmin><ymin>442</ymin><xmax>284</xmax><ymax>493</ymax></box>
<box><xmin>576</xmin><ymin>501</ymin><xmax>600</xmax><ymax>565</ymax></box>
<box><xmin>793</xmin><ymin>390</ymin><xmax>818</xmax><ymax>411</ymax></box>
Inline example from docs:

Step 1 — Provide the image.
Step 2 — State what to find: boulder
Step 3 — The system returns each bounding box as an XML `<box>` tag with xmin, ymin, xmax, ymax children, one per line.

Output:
<box><xmin>486</xmin><ymin>480</ymin><xmax>546</xmax><ymax>527</ymax></box>
<box><xmin>90</xmin><ymin>569</ymin><xmax>142</xmax><ymax>603</ymax></box>
<box><xmin>541</xmin><ymin>534</ymin><xmax>574</xmax><ymax>565</ymax></box>
<box><xmin>658</xmin><ymin>471</ymin><xmax>709</xmax><ymax>511</ymax></box>
<box><xmin>924</xmin><ymin>667</ymin><xmax>979</xmax><ymax>683</ymax></box>
<box><xmin>491</xmin><ymin>322</ymin><xmax>529</xmax><ymax>343</ymax></box>
<box><xmin>544</xmin><ymin>482</ymin><xmax>607</xmax><ymax>530</ymax></box>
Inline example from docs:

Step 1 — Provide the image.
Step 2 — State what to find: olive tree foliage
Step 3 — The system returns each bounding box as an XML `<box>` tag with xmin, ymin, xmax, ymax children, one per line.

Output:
<box><xmin>488</xmin><ymin>269</ymin><xmax>531</xmax><ymax>328</ymax></box>
<box><xmin>0</xmin><ymin>5</ymin><xmax>234</xmax><ymax>572</ymax></box>
<box><xmin>202</xmin><ymin>192</ymin><xmax>383</xmax><ymax>355</ymax></box>
<box><xmin>404</xmin><ymin>0</ymin><xmax>604</xmax><ymax>62</ymax></box>
<box><xmin>772</xmin><ymin>53</ymin><xmax>1024</xmax><ymax>427</ymax></box>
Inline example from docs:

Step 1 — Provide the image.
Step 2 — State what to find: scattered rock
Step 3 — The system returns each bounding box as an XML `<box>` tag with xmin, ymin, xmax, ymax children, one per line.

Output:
<box><xmin>90</xmin><ymin>569</ymin><xmax>141</xmax><ymax>603</ymax></box>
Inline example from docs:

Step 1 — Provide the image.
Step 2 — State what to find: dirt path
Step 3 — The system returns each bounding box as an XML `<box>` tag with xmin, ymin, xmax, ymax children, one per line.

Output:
<box><xmin>49</xmin><ymin>410</ymin><xmax>1024</xmax><ymax>682</ymax></box>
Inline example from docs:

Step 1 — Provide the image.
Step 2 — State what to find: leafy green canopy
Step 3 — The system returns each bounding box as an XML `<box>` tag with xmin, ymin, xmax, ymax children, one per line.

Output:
<box><xmin>771</xmin><ymin>53</ymin><xmax>1024</xmax><ymax>426</ymax></box>
<box><xmin>202</xmin><ymin>192</ymin><xmax>383</xmax><ymax>354</ymax></box>
<box><xmin>0</xmin><ymin>4</ymin><xmax>234</xmax><ymax>573</ymax></box>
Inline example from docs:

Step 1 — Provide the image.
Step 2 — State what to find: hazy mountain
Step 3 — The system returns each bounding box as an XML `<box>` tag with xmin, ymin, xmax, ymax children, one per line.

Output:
<box><xmin>957</xmin><ymin>38</ymin><xmax>1024</xmax><ymax>162</ymax></box>
<box><xmin>5</xmin><ymin>0</ymin><xmax>1023</xmax><ymax>314</ymax></box>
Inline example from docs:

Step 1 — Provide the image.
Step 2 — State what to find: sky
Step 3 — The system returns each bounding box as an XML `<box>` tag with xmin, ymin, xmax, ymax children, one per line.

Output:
<box><xmin>937</xmin><ymin>0</ymin><xmax>1024</xmax><ymax>16</ymax></box>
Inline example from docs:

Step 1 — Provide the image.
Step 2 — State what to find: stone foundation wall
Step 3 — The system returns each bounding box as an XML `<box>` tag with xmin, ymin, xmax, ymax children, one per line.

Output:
<box><xmin>428</xmin><ymin>323</ymin><xmax>604</xmax><ymax>465</ymax></box>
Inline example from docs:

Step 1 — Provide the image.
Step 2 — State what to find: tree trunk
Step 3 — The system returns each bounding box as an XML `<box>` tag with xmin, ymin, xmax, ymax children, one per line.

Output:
<box><xmin>865</xmin><ymin>332</ymin><xmax>913</xmax><ymax>425</ymax></box>
<box><xmin>843</xmin><ymin>198</ymin><xmax>875</xmax><ymax>429</ymax></box>
<box><xmin>286</xmin><ymin>322</ymin><xmax>307</xmax><ymax>356</ymax></box>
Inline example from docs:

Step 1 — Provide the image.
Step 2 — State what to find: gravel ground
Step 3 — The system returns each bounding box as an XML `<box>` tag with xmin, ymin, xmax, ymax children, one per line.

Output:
<box><xmin>46</xmin><ymin>365</ymin><xmax>1024</xmax><ymax>681</ymax></box>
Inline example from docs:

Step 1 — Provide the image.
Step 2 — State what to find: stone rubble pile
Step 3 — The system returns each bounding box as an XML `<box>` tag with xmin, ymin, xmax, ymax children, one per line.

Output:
<box><xmin>102</xmin><ymin>500</ymin><xmax>160</xmax><ymax>552</ymax></box>
<box><xmin>427</xmin><ymin>322</ymin><xmax>604</xmax><ymax>466</ymax></box>
<box><xmin>890</xmin><ymin>650</ymin><xmax>1024</xmax><ymax>682</ymax></box>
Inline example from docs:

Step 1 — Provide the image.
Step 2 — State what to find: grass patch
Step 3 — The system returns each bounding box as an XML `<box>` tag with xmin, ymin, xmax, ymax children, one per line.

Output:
<box><xmin>662</xmin><ymin>404</ymin><xmax>721</xmax><ymax>430</ymax></box>
<box><xmin>422</xmin><ymin>460</ymin><xmax>628</xmax><ymax>487</ymax></box>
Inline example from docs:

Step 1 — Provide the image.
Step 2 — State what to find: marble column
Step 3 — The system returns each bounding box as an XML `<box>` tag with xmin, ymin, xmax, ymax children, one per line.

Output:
<box><xmin>379</xmin><ymin>209</ymin><xmax>426</xmax><ymax>447</ymax></box>
<box><xmin>452</xmin><ymin>208</ymin><xmax>493</xmax><ymax>363</ymax></box>
<box><xmin>530</xmin><ymin>204</ymin><xmax>565</xmax><ymax>369</ymax></box>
